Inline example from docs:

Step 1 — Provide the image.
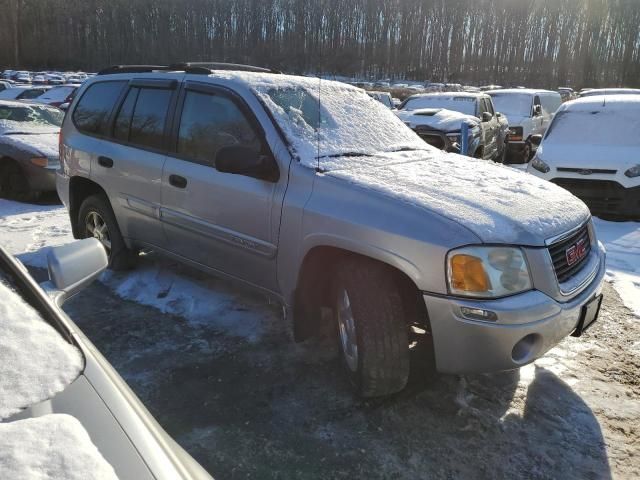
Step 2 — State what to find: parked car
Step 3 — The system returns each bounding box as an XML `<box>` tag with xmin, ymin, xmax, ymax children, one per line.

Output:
<box><xmin>578</xmin><ymin>88</ymin><xmax>640</xmax><ymax>98</ymax></box>
<box><xmin>31</xmin><ymin>84</ymin><xmax>80</xmax><ymax>107</ymax></box>
<box><xmin>13</xmin><ymin>71</ymin><xmax>31</xmax><ymax>83</ymax></box>
<box><xmin>367</xmin><ymin>91</ymin><xmax>394</xmax><ymax>109</ymax></box>
<box><xmin>0</xmin><ymin>100</ymin><xmax>63</xmax><ymax>200</ymax></box>
<box><xmin>45</xmin><ymin>73</ymin><xmax>65</xmax><ymax>85</ymax></box>
<box><xmin>0</xmin><ymin>85</ymin><xmax>52</xmax><ymax>101</ymax></box>
<box><xmin>0</xmin><ymin>80</ymin><xmax>11</xmax><ymax>91</ymax></box>
<box><xmin>396</xmin><ymin>92</ymin><xmax>509</xmax><ymax>161</ymax></box>
<box><xmin>58</xmin><ymin>64</ymin><xmax>605</xmax><ymax>398</ymax></box>
<box><xmin>0</xmin><ymin>239</ymin><xmax>212</xmax><ymax>479</ymax></box>
<box><xmin>557</xmin><ymin>87</ymin><xmax>576</xmax><ymax>102</ymax></box>
<box><xmin>527</xmin><ymin>94</ymin><xmax>640</xmax><ymax>219</ymax></box>
<box><xmin>488</xmin><ymin>89</ymin><xmax>562</xmax><ymax>163</ymax></box>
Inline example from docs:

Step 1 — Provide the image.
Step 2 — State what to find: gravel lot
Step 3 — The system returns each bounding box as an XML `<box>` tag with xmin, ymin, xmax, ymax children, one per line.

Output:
<box><xmin>1</xmin><ymin>197</ymin><xmax>637</xmax><ymax>479</ymax></box>
<box><xmin>62</xmin><ymin>257</ymin><xmax>639</xmax><ymax>480</ymax></box>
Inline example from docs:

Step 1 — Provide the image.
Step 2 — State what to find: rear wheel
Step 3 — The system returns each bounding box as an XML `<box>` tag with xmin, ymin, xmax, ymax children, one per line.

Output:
<box><xmin>0</xmin><ymin>161</ymin><xmax>39</xmax><ymax>202</ymax></box>
<box><xmin>333</xmin><ymin>258</ymin><xmax>410</xmax><ymax>398</ymax></box>
<box><xmin>78</xmin><ymin>194</ymin><xmax>135</xmax><ymax>271</ymax></box>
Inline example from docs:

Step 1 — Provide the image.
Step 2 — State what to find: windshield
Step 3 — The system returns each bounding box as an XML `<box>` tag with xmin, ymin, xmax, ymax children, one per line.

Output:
<box><xmin>489</xmin><ymin>93</ymin><xmax>532</xmax><ymax>117</ymax></box>
<box><xmin>257</xmin><ymin>82</ymin><xmax>428</xmax><ymax>169</ymax></box>
<box><xmin>545</xmin><ymin>109</ymin><xmax>640</xmax><ymax>146</ymax></box>
<box><xmin>401</xmin><ymin>96</ymin><xmax>477</xmax><ymax>116</ymax></box>
<box><xmin>0</xmin><ymin>104</ymin><xmax>64</xmax><ymax>127</ymax></box>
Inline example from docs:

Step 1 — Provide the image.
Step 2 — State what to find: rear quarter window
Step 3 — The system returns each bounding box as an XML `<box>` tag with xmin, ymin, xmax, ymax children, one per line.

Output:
<box><xmin>72</xmin><ymin>81</ymin><xmax>126</xmax><ymax>136</ymax></box>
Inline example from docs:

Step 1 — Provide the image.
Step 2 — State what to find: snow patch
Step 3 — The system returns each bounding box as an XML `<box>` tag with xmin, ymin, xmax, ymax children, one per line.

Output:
<box><xmin>593</xmin><ymin>218</ymin><xmax>640</xmax><ymax>316</ymax></box>
<box><xmin>0</xmin><ymin>276</ymin><xmax>83</xmax><ymax>419</ymax></box>
<box><xmin>0</xmin><ymin>414</ymin><xmax>118</xmax><ymax>480</ymax></box>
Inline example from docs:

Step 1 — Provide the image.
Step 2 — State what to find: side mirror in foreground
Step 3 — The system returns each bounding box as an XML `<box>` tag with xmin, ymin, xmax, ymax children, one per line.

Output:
<box><xmin>43</xmin><ymin>238</ymin><xmax>108</xmax><ymax>305</ymax></box>
<box><xmin>481</xmin><ymin>112</ymin><xmax>493</xmax><ymax>122</ymax></box>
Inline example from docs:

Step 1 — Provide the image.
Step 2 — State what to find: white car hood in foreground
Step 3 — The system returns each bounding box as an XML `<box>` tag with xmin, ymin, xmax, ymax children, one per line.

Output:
<box><xmin>325</xmin><ymin>151</ymin><xmax>590</xmax><ymax>245</ymax></box>
<box><xmin>395</xmin><ymin>108</ymin><xmax>478</xmax><ymax>132</ymax></box>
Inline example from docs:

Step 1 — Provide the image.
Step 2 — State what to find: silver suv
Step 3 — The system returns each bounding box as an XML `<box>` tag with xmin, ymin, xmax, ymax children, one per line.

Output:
<box><xmin>58</xmin><ymin>63</ymin><xmax>606</xmax><ymax>398</ymax></box>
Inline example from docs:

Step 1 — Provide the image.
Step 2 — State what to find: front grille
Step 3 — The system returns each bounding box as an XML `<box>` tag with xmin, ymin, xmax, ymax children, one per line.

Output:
<box><xmin>548</xmin><ymin>223</ymin><xmax>591</xmax><ymax>284</ymax></box>
<box><xmin>415</xmin><ymin>130</ymin><xmax>447</xmax><ymax>150</ymax></box>
<box><xmin>556</xmin><ymin>167</ymin><xmax>617</xmax><ymax>175</ymax></box>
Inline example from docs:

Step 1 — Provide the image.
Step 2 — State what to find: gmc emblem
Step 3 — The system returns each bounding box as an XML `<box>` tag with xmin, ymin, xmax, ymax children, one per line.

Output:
<box><xmin>566</xmin><ymin>238</ymin><xmax>588</xmax><ymax>266</ymax></box>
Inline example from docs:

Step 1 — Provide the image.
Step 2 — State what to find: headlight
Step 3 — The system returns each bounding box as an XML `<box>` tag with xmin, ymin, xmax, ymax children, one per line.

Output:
<box><xmin>30</xmin><ymin>157</ymin><xmax>48</xmax><ymax>167</ymax></box>
<box><xmin>530</xmin><ymin>156</ymin><xmax>550</xmax><ymax>174</ymax></box>
<box><xmin>624</xmin><ymin>165</ymin><xmax>640</xmax><ymax>178</ymax></box>
<box><xmin>447</xmin><ymin>246</ymin><xmax>533</xmax><ymax>298</ymax></box>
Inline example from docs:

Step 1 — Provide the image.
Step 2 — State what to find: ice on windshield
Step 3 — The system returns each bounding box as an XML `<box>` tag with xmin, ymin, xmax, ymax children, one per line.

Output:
<box><xmin>488</xmin><ymin>94</ymin><xmax>532</xmax><ymax>117</ymax></box>
<box><xmin>545</xmin><ymin>109</ymin><xmax>640</xmax><ymax>146</ymax></box>
<box><xmin>401</xmin><ymin>96</ymin><xmax>477</xmax><ymax>116</ymax></box>
<box><xmin>255</xmin><ymin>80</ymin><xmax>429</xmax><ymax>169</ymax></box>
<box><xmin>0</xmin><ymin>104</ymin><xmax>64</xmax><ymax>128</ymax></box>
<box><xmin>0</xmin><ymin>275</ymin><xmax>83</xmax><ymax>419</ymax></box>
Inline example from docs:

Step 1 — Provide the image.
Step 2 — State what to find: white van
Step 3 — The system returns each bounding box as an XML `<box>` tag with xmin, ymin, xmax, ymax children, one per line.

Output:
<box><xmin>527</xmin><ymin>94</ymin><xmax>640</xmax><ymax>219</ymax></box>
<box><xmin>488</xmin><ymin>89</ymin><xmax>562</xmax><ymax>163</ymax></box>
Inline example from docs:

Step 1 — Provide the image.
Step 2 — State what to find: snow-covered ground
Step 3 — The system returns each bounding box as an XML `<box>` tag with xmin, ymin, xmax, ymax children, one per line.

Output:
<box><xmin>1</xmin><ymin>197</ymin><xmax>638</xmax><ymax>479</ymax></box>
<box><xmin>1</xmin><ymin>197</ymin><xmax>637</xmax><ymax>319</ymax></box>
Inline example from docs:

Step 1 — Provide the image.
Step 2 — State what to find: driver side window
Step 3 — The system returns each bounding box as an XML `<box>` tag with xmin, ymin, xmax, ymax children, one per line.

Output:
<box><xmin>177</xmin><ymin>91</ymin><xmax>262</xmax><ymax>166</ymax></box>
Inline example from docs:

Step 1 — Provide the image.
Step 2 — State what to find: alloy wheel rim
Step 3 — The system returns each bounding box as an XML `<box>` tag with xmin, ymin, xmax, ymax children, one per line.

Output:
<box><xmin>85</xmin><ymin>211</ymin><xmax>112</xmax><ymax>254</ymax></box>
<box><xmin>337</xmin><ymin>288</ymin><xmax>358</xmax><ymax>372</ymax></box>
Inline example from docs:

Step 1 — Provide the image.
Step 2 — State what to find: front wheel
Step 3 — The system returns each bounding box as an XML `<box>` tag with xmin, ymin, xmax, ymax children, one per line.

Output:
<box><xmin>78</xmin><ymin>194</ymin><xmax>135</xmax><ymax>270</ymax></box>
<box><xmin>333</xmin><ymin>258</ymin><xmax>410</xmax><ymax>397</ymax></box>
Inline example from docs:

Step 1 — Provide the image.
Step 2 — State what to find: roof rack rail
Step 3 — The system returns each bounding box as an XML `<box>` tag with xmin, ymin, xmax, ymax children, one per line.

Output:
<box><xmin>98</xmin><ymin>62</ymin><xmax>281</xmax><ymax>76</ymax></box>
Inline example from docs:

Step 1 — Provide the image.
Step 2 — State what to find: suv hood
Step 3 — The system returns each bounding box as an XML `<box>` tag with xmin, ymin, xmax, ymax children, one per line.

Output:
<box><xmin>395</xmin><ymin>108</ymin><xmax>478</xmax><ymax>132</ymax></box>
<box><xmin>325</xmin><ymin>150</ymin><xmax>590</xmax><ymax>246</ymax></box>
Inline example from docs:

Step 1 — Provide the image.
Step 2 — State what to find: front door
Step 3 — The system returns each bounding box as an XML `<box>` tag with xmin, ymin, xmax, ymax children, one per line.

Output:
<box><xmin>160</xmin><ymin>83</ymin><xmax>285</xmax><ymax>291</ymax></box>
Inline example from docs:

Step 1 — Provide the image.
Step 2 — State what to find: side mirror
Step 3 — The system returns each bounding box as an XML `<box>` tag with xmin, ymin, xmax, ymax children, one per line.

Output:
<box><xmin>59</xmin><ymin>102</ymin><xmax>70</xmax><ymax>111</ymax></box>
<box><xmin>43</xmin><ymin>238</ymin><xmax>108</xmax><ymax>306</ymax></box>
<box><xmin>481</xmin><ymin>112</ymin><xmax>493</xmax><ymax>122</ymax></box>
<box><xmin>529</xmin><ymin>134</ymin><xmax>543</xmax><ymax>147</ymax></box>
<box><xmin>534</xmin><ymin>104</ymin><xmax>542</xmax><ymax>116</ymax></box>
<box><xmin>215</xmin><ymin>145</ymin><xmax>279</xmax><ymax>182</ymax></box>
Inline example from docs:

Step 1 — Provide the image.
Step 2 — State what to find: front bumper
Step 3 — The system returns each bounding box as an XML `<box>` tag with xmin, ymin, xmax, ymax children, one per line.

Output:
<box><xmin>424</xmin><ymin>242</ymin><xmax>606</xmax><ymax>374</ymax></box>
<box><xmin>550</xmin><ymin>178</ymin><xmax>640</xmax><ymax>219</ymax></box>
<box><xmin>23</xmin><ymin>162</ymin><xmax>58</xmax><ymax>192</ymax></box>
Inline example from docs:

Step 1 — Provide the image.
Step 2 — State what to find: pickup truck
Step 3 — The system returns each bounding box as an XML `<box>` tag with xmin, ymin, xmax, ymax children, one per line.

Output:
<box><xmin>395</xmin><ymin>92</ymin><xmax>509</xmax><ymax>161</ymax></box>
<box><xmin>58</xmin><ymin>64</ymin><xmax>606</xmax><ymax>398</ymax></box>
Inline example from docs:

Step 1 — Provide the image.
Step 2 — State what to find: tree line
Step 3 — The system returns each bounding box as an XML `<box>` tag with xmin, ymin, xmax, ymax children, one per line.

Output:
<box><xmin>1</xmin><ymin>0</ymin><xmax>639</xmax><ymax>88</ymax></box>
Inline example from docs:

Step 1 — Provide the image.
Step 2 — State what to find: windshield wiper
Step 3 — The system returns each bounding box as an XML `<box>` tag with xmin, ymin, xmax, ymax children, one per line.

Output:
<box><xmin>316</xmin><ymin>151</ymin><xmax>375</xmax><ymax>160</ymax></box>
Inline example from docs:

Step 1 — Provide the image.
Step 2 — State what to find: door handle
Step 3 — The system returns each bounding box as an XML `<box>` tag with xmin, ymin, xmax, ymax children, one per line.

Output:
<box><xmin>169</xmin><ymin>174</ymin><xmax>187</xmax><ymax>189</ymax></box>
<box><xmin>98</xmin><ymin>156</ymin><xmax>113</xmax><ymax>168</ymax></box>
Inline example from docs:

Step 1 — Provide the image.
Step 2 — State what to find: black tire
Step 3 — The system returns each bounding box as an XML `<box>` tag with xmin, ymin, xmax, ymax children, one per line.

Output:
<box><xmin>78</xmin><ymin>193</ymin><xmax>135</xmax><ymax>271</ymax></box>
<box><xmin>0</xmin><ymin>160</ymin><xmax>39</xmax><ymax>202</ymax></box>
<box><xmin>333</xmin><ymin>258</ymin><xmax>410</xmax><ymax>398</ymax></box>
<box><xmin>522</xmin><ymin>143</ymin><xmax>532</xmax><ymax>163</ymax></box>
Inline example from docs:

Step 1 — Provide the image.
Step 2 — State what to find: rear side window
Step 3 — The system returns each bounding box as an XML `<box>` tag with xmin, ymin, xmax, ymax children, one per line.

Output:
<box><xmin>72</xmin><ymin>81</ymin><xmax>126</xmax><ymax>135</ymax></box>
<box><xmin>17</xmin><ymin>89</ymin><xmax>46</xmax><ymax>100</ymax></box>
<box><xmin>113</xmin><ymin>87</ymin><xmax>172</xmax><ymax>150</ymax></box>
<box><xmin>177</xmin><ymin>90</ymin><xmax>262</xmax><ymax>165</ymax></box>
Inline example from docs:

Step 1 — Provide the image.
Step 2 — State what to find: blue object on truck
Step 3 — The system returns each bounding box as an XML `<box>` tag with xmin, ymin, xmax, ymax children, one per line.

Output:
<box><xmin>460</xmin><ymin>122</ymin><xmax>469</xmax><ymax>156</ymax></box>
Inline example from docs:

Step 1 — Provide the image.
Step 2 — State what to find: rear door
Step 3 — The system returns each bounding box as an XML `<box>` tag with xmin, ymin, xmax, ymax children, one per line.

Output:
<box><xmin>84</xmin><ymin>78</ymin><xmax>178</xmax><ymax>249</ymax></box>
<box><xmin>160</xmin><ymin>82</ymin><xmax>286</xmax><ymax>291</ymax></box>
<box><xmin>480</xmin><ymin>97</ymin><xmax>499</xmax><ymax>159</ymax></box>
